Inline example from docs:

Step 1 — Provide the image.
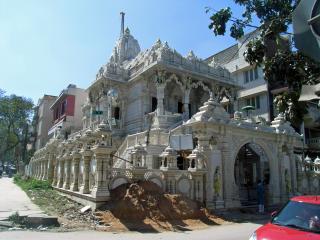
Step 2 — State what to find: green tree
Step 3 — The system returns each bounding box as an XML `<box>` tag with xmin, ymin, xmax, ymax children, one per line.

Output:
<box><xmin>207</xmin><ymin>0</ymin><xmax>320</xmax><ymax>126</ymax></box>
<box><xmin>0</xmin><ymin>91</ymin><xmax>33</xmax><ymax>168</ymax></box>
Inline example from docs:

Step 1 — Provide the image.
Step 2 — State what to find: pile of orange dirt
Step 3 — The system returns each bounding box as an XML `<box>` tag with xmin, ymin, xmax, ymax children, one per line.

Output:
<box><xmin>95</xmin><ymin>181</ymin><xmax>228</xmax><ymax>232</ymax></box>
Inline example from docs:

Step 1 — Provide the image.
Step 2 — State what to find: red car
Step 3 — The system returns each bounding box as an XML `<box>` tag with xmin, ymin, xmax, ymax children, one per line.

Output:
<box><xmin>249</xmin><ymin>196</ymin><xmax>320</xmax><ymax>240</ymax></box>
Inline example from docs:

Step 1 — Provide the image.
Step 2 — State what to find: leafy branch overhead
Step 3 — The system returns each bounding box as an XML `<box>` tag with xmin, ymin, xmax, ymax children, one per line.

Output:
<box><xmin>207</xmin><ymin>0</ymin><xmax>320</xmax><ymax>125</ymax></box>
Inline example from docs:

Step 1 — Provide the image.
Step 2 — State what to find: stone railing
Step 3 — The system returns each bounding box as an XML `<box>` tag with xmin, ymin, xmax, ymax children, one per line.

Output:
<box><xmin>28</xmin><ymin>119</ymin><xmax>207</xmax><ymax>209</ymax></box>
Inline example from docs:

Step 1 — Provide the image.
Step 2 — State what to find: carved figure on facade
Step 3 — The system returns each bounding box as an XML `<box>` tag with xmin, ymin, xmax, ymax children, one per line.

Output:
<box><xmin>154</xmin><ymin>69</ymin><xmax>167</xmax><ymax>86</ymax></box>
<box><xmin>213</xmin><ymin>166</ymin><xmax>221</xmax><ymax>198</ymax></box>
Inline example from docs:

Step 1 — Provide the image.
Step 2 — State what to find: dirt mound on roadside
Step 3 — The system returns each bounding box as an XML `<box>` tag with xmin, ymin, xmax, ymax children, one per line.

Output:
<box><xmin>96</xmin><ymin>181</ymin><xmax>218</xmax><ymax>229</ymax></box>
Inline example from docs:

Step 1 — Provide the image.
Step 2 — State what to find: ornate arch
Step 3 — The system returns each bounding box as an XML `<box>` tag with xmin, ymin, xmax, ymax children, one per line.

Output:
<box><xmin>190</xmin><ymin>80</ymin><xmax>211</xmax><ymax>93</ymax></box>
<box><xmin>166</xmin><ymin>73</ymin><xmax>184</xmax><ymax>92</ymax></box>
<box><xmin>230</xmin><ymin>136</ymin><xmax>276</xmax><ymax>187</ymax></box>
<box><xmin>144</xmin><ymin>171</ymin><xmax>165</xmax><ymax>189</ymax></box>
<box><xmin>109</xmin><ymin>175</ymin><xmax>131</xmax><ymax>190</ymax></box>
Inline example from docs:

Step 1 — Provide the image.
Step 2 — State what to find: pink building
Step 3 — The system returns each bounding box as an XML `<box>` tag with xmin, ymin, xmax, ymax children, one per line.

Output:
<box><xmin>48</xmin><ymin>84</ymin><xmax>87</xmax><ymax>139</ymax></box>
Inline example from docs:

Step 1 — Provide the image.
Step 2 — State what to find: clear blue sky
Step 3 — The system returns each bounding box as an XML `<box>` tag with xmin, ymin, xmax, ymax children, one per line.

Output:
<box><xmin>0</xmin><ymin>0</ymin><xmax>248</xmax><ymax>104</ymax></box>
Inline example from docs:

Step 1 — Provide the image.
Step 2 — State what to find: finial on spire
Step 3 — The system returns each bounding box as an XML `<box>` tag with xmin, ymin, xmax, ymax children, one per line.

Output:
<box><xmin>120</xmin><ymin>12</ymin><xmax>125</xmax><ymax>36</ymax></box>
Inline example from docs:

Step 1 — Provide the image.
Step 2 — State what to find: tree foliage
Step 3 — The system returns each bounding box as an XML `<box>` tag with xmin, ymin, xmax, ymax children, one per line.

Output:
<box><xmin>207</xmin><ymin>0</ymin><xmax>320</xmax><ymax>125</ymax></box>
<box><xmin>0</xmin><ymin>90</ymin><xmax>33</xmax><ymax>167</ymax></box>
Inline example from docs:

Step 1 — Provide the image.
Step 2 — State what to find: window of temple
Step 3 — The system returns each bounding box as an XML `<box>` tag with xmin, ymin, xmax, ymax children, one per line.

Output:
<box><xmin>177</xmin><ymin>152</ymin><xmax>190</xmax><ymax>170</ymax></box>
<box><xmin>114</xmin><ymin>107</ymin><xmax>120</xmax><ymax>120</ymax></box>
<box><xmin>178</xmin><ymin>102</ymin><xmax>183</xmax><ymax>113</ymax></box>
<box><xmin>193</xmin><ymin>137</ymin><xmax>198</xmax><ymax>148</ymax></box>
<box><xmin>177</xmin><ymin>156</ymin><xmax>184</xmax><ymax>170</ymax></box>
<box><xmin>191</xmin><ymin>159</ymin><xmax>196</xmax><ymax>168</ymax></box>
<box><xmin>151</xmin><ymin>97</ymin><xmax>157</xmax><ymax>112</ymax></box>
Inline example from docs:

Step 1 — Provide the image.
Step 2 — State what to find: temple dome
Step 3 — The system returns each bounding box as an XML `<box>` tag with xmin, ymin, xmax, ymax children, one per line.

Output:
<box><xmin>114</xmin><ymin>27</ymin><xmax>140</xmax><ymax>64</ymax></box>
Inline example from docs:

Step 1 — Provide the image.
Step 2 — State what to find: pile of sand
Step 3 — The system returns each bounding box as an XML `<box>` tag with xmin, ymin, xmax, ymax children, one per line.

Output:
<box><xmin>96</xmin><ymin>181</ymin><xmax>225</xmax><ymax>231</ymax></box>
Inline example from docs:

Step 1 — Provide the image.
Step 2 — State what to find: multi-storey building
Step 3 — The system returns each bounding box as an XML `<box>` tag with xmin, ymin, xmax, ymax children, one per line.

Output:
<box><xmin>207</xmin><ymin>30</ymin><xmax>320</xmax><ymax>157</ymax></box>
<box><xmin>206</xmin><ymin>30</ymin><xmax>274</xmax><ymax>122</ymax></box>
<box><xmin>48</xmin><ymin>84</ymin><xmax>87</xmax><ymax>139</ymax></box>
<box><xmin>33</xmin><ymin>95</ymin><xmax>57</xmax><ymax>150</ymax></box>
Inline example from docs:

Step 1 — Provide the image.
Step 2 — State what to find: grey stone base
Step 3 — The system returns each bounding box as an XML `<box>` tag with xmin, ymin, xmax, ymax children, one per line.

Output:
<box><xmin>53</xmin><ymin>187</ymin><xmax>110</xmax><ymax>210</ymax></box>
<box><xmin>27</xmin><ymin>214</ymin><xmax>59</xmax><ymax>227</ymax></box>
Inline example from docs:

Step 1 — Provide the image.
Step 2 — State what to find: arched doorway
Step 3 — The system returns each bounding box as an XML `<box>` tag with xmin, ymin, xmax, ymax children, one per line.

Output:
<box><xmin>189</xmin><ymin>86</ymin><xmax>210</xmax><ymax>117</ymax></box>
<box><xmin>234</xmin><ymin>143</ymin><xmax>270</xmax><ymax>206</ymax></box>
<box><xmin>164</xmin><ymin>80</ymin><xmax>184</xmax><ymax>114</ymax></box>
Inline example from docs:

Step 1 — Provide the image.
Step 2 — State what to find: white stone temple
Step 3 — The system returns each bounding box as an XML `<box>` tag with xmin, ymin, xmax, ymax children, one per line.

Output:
<box><xmin>28</xmin><ymin>13</ymin><xmax>319</xmax><ymax>210</ymax></box>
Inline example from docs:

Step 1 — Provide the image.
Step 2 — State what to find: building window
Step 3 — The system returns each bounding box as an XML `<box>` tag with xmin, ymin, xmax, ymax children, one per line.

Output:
<box><xmin>244</xmin><ymin>71</ymin><xmax>249</xmax><ymax>83</ymax></box>
<box><xmin>243</xmin><ymin>67</ymin><xmax>259</xmax><ymax>84</ymax></box>
<box><xmin>246</xmin><ymin>96</ymin><xmax>260</xmax><ymax>109</ymax></box>
<box><xmin>54</xmin><ymin>109</ymin><xmax>59</xmax><ymax>120</ymax></box>
<box><xmin>151</xmin><ymin>97</ymin><xmax>157</xmax><ymax>112</ymax></box>
<box><xmin>256</xmin><ymin>95</ymin><xmax>260</xmax><ymax>109</ymax></box>
<box><xmin>61</xmin><ymin>100</ymin><xmax>66</xmax><ymax>115</ymax></box>
<box><xmin>254</xmin><ymin>67</ymin><xmax>259</xmax><ymax>79</ymax></box>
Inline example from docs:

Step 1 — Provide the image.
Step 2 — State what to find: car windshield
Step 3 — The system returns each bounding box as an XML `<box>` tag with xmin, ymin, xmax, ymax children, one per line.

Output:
<box><xmin>272</xmin><ymin>200</ymin><xmax>320</xmax><ymax>234</ymax></box>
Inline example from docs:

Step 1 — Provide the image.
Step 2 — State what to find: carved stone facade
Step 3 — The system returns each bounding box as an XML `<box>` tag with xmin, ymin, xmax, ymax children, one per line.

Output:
<box><xmin>28</xmin><ymin>15</ymin><xmax>318</xmax><ymax>210</ymax></box>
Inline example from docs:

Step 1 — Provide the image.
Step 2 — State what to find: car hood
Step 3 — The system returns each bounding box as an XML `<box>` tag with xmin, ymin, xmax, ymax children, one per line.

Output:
<box><xmin>256</xmin><ymin>223</ymin><xmax>320</xmax><ymax>240</ymax></box>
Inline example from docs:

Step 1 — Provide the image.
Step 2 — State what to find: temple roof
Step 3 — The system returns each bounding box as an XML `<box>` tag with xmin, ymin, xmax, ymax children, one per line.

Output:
<box><xmin>92</xmin><ymin>14</ymin><xmax>237</xmax><ymax>88</ymax></box>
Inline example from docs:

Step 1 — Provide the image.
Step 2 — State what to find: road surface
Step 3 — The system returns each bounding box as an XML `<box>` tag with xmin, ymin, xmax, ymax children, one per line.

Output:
<box><xmin>0</xmin><ymin>222</ymin><xmax>260</xmax><ymax>240</ymax></box>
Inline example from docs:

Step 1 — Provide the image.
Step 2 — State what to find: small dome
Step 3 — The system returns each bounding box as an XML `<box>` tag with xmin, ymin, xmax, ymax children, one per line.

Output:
<box><xmin>131</xmin><ymin>143</ymin><xmax>146</xmax><ymax>155</ymax></box>
<box><xmin>160</xmin><ymin>145</ymin><xmax>177</xmax><ymax>157</ymax></box>
<box><xmin>304</xmin><ymin>155</ymin><xmax>312</xmax><ymax>164</ymax></box>
<box><xmin>314</xmin><ymin>156</ymin><xmax>320</xmax><ymax>165</ymax></box>
<box><xmin>187</xmin><ymin>147</ymin><xmax>202</xmax><ymax>159</ymax></box>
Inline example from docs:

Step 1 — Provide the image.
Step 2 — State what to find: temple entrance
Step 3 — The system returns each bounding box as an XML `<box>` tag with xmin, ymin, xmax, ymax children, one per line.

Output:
<box><xmin>234</xmin><ymin>143</ymin><xmax>270</xmax><ymax>206</ymax></box>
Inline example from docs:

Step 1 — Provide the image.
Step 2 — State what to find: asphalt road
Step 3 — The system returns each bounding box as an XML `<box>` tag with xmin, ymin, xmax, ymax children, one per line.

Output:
<box><xmin>0</xmin><ymin>222</ymin><xmax>261</xmax><ymax>240</ymax></box>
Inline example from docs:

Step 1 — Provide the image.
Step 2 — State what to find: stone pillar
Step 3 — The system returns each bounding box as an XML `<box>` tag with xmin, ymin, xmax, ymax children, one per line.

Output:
<box><xmin>47</xmin><ymin>153</ymin><xmax>55</xmax><ymax>184</ymax></box>
<box><xmin>34</xmin><ymin>161</ymin><xmax>37</xmax><ymax>178</ymax></box>
<box><xmin>52</xmin><ymin>157</ymin><xmax>58</xmax><ymax>187</ymax></box>
<box><xmin>220</xmin><ymin>140</ymin><xmax>239</xmax><ymax>208</ymax></box>
<box><xmin>37</xmin><ymin>161</ymin><xmax>40</xmax><ymax>178</ymax></box>
<box><xmin>42</xmin><ymin>155</ymin><xmax>49</xmax><ymax>180</ymax></box>
<box><xmin>288</xmin><ymin>148</ymin><xmax>298</xmax><ymax>195</ymax></box>
<box><xmin>63</xmin><ymin>155</ymin><xmax>72</xmax><ymax>190</ymax></box>
<box><xmin>183</xmin><ymin>89</ymin><xmax>190</xmax><ymax>120</ymax></box>
<box><xmin>40</xmin><ymin>160</ymin><xmax>44</xmax><ymax>179</ymax></box>
<box><xmin>38</xmin><ymin>159</ymin><xmax>43</xmax><ymax>180</ymax></box>
<box><xmin>156</xmin><ymin>85</ymin><xmax>165</xmax><ymax>115</ymax></box>
<box><xmin>268</xmin><ymin>143</ymin><xmax>281</xmax><ymax>205</ymax></box>
<box><xmin>40</xmin><ymin>160</ymin><xmax>44</xmax><ymax>180</ymax></box>
<box><xmin>34</xmin><ymin>162</ymin><xmax>38</xmax><ymax>179</ymax></box>
<box><xmin>70</xmin><ymin>151</ymin><xmax>81</xmax><ymax>192</ymax></box>
<box><xmin>57</xmin><ymin>158</ymin><xmax>65</xmax><ymax>188</ymax></box>
<box><xmin>91</xmin><ymin>145</ymin><xmax>112</xmax><ymax>199</ymax></box>
<box><xmin>79</xmin><ymin>150</ymin><xmax>93</xmax><ymax>194</ymax></box>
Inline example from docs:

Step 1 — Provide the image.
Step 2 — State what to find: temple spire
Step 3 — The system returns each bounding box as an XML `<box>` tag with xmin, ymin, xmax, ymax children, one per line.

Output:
<box><xmin>120</xmin><ymin>12</ymin><xmax>125</xmax><ymax>36</ymax></box>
